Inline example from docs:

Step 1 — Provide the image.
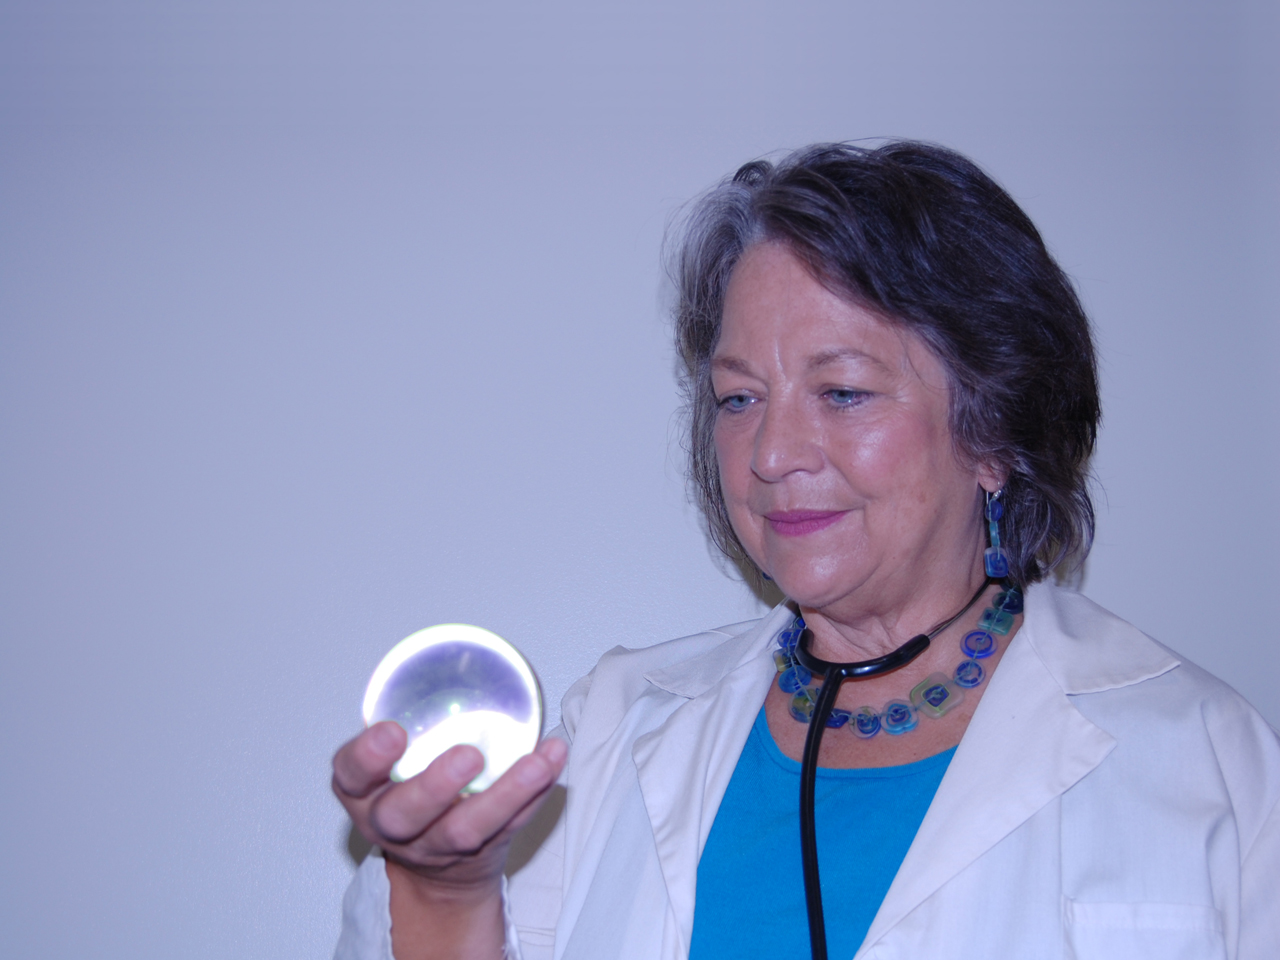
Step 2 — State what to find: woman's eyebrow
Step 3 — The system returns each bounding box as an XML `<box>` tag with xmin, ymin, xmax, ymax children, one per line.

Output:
<box><xmin>709</xmin><ymin>355</ymin><xmax>754</xmax><ymax>375</ymax></box>
<box><xmin>807</xmin><ymin>347</ymin><xmax>886</xmax><ymax>372</ymax></box>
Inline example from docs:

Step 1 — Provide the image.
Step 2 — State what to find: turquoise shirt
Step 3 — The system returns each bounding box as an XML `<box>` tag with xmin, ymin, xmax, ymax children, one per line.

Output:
<box><xmin>688</xmin><ymin>708</ymin><xmax>955</xmax><ymax>960</ymax></box>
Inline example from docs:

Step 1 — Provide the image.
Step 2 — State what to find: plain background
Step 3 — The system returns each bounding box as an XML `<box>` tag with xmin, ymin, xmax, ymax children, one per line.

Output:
<box><xmin>1</xmin><ymin>1</ymin><xmax>1277</xmax><ymax>957</ymax></box>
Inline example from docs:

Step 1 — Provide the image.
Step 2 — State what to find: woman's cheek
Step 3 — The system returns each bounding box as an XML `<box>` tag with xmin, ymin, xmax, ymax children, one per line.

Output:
<box><xmin>719</xmin><ymin>479</ymin><xmax>764</xmax><ymax>561</ymax></box>
<box><xmin>840</xmin><ymin>421</ymin><xmax>918</xmax><ymax>491</ymax></box>
<box><xmin>714</xmin><ymin>427</ymin><xmax>751</xmax><ymax>496</ymax></box>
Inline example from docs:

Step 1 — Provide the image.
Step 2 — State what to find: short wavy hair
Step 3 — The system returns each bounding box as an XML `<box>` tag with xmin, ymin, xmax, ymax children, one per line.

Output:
<box><xmin>671</xmin><ymin>141</ymin><xmax>1099</xmax><ymax>586</ymax></box>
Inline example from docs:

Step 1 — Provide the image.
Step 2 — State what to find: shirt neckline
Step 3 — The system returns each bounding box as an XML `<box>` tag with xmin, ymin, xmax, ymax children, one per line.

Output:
<box><xmin>753</xmin><ymin>705</ymin><xmax>957</xmax><ymax>779</ymax></box>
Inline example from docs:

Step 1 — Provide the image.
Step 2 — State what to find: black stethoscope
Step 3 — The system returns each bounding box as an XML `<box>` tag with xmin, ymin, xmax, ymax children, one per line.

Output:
<box><xmin>790</xmin><ymin>578</ymin><xmax>995</xmax><ymax>960</ymax></box>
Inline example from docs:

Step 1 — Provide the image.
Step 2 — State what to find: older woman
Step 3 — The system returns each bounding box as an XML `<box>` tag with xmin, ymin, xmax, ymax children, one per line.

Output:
<box><xmin>332</xmin><ymin>142</ymin><xmax>1280</xmax><ymax>960</ymax></box>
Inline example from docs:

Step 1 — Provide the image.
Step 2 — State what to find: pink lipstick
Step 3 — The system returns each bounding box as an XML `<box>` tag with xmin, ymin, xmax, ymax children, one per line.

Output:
<box><xmin>764</xmin><ymin>510</ymin><xmax>846</xmax><ymax>537</ymax></box>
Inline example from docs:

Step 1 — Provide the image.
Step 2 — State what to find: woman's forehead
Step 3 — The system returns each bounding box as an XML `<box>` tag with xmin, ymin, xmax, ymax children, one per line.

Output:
<box><xmin>716</xmin><ymin>247</ymin><xmax>938</xmax><ymax>380</ymax></box>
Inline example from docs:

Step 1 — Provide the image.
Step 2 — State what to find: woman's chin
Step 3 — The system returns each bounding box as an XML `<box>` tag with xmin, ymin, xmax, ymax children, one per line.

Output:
<box><xmin>769</xmin><ymin>569</ymin><xmax>866</xmax><ymax>612</ymax></box>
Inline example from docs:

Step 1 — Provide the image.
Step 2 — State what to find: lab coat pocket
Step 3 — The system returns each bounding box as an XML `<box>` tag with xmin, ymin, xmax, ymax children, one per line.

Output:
<box><xmin>1064</xmin><ymin>899</ymin><xmax>1226</xmax><ymax>960</ymax></box>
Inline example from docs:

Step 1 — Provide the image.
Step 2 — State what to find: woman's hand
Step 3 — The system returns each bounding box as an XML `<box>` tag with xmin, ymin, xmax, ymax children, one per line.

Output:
<box><xmin>333</xmin><ymin>721</ymin><xmax>568</xmax><ymax>960</ymax></box>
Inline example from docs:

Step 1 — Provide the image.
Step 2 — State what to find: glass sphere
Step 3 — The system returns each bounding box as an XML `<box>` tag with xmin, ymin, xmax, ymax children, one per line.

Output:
<box><xmin>362</xmin><ymin>624</ymin><xmax>543</xmax><ymax>792</ymax></box>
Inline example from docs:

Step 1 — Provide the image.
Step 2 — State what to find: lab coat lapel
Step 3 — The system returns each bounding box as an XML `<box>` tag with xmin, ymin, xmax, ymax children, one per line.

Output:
<box><xmin>631</xmin><ymin>604</ymin><xmax>795</xmax><ymax>958</ymax></box>
<box><xmin>859</xmin><ymin>589</ymin><xmax>1121</xmax><ymax>954</ymax></box>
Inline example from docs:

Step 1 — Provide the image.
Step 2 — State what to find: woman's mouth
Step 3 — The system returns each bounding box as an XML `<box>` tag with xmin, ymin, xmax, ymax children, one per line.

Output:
<box><xmin>764</xmin><ymin>510</ymin><xmax>847</xmax><ymax>537</ymax></box>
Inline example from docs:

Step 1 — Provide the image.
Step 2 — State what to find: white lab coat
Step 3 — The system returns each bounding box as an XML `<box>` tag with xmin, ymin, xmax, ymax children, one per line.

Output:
<box><xmin>335</xmin><ymin>583</ymin><xmax>1280</xmax><ymax>960</ymax></box>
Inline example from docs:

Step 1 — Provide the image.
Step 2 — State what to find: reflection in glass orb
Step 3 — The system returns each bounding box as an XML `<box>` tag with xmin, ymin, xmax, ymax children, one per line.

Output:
<box><xmin>363</xmin><ymin>624</ymin><xmax>543</xmax><ymax>792</ymax></box>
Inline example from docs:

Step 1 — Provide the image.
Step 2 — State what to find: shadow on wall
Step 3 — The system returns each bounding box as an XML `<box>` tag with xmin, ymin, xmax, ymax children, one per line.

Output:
<box><xmin>345</xmin><ymin>825</ymin><xmax>375</xmax><ymax>867</ymax></box>
<box><xmin>506</xmin><ymin>785</ymin><xmax>566</xmax><ymax>876</ymax></box>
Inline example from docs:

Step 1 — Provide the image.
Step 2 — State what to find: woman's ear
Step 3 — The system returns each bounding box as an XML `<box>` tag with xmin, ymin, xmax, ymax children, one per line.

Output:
<box><xmin>976</xmin><ymin>460</ymin><xmax>1009</xmax><ymax>495</ymax></box>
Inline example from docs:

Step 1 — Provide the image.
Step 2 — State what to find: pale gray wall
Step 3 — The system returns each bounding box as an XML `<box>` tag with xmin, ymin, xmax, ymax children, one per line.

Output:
<box><xmin>1</xmin><ymin>1</ymin><xmax>1276</xmax><ymax>957</ymax></box>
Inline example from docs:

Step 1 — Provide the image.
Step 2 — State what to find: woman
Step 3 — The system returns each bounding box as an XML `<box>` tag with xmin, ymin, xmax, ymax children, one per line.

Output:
<box><xmin>332</xmin><ymin>142</ymin><xmax>1280</xmax><ymax>960</ymax></box>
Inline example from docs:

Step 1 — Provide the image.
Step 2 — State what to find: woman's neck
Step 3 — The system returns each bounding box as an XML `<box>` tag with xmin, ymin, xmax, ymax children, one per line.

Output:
<box><xmin>796</xmin><ymin>555</ymin><xmax>990</xmax><ymax>662</ymax></box>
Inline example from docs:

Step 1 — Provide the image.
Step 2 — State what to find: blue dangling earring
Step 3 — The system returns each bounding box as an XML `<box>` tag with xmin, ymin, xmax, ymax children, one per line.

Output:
<box><xmin>983</xmin><ymin>489</ymin><xmax>1010</xmax><ymax>579</ymax></box>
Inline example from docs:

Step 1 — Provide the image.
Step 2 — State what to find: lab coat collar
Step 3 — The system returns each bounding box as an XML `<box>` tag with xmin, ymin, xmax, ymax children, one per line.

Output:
<box><xmin>1019</xmin><ymin>581</ymin><xmax>1179</xmax><ymax>694</ymax></box>
<box><xmin>641</xmin><ymin>602</ymin><xmax>797</xmax><ymax>699</ymax></box>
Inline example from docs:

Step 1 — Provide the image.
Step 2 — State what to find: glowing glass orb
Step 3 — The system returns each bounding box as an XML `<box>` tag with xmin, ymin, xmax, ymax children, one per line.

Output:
<box><xmin>362</xmin><ymin>624</ymin><xmax>543</xmax><ymax>792</ymax></box>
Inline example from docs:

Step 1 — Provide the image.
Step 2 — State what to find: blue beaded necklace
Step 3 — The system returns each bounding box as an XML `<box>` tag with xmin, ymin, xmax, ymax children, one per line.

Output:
<box><xmin>773</xmin><ymin>583</ymin><xmax>1022</xmax><ymax>736</ymax></box>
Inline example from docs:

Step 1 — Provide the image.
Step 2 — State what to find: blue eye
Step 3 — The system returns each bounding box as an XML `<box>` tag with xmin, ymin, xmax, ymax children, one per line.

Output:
<box><xmin>717</xmin><ymin>394</ymin><xmax>754</xmax><ymax>412</ymax></box>
<box><xmin>825</xmin><ymin>389</ymin><xmax>867</xmax><ymax>406</ymax></box>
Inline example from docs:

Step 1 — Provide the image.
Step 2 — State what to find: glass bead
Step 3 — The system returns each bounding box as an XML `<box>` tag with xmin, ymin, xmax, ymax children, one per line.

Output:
<box><xmin>777</xmin><ymin>665</ymin><xmax>812</xmax><ymax>694</ymax></box>
<box><xmin>962</xmin><ymin>629</ymin><xmax>996</xmax><ymax>658</ymax></box>
<box><xmin>984</xmin><ymin>546</ymin><xmax>1009</xmax><ymax>578</ymax></box>
<box><xmin>985</xmin><ymin>498</ymin><xmax>1004</xmax><ymax>522</ymax></box>
<box><xmin>978</xmin><ymin>607</ymin><xmax>1014</xmax><ymax>636</ymax></box>
<box><xmin>773</xmin><ymin>650</ymin><xmax>791</xmax><ymax>672</ymax></box>
<box><xmin>851</xmin><ymin>707</ymin><xmax>881</xmax><ymax>738</ymax></box>
<box><xmin>911</xmin><ymin>673</ymin><xmax>965</xmax><ymax>719</ymax></box>
<box><xmin>778</xmin><ymin>618</ymin><xmax>804</xmax><ymax>648</ymax></box>
<box><xmin>826</xmin><ymin>708</ymin><xmax>852</xmax><ymax>729</ymax></box>
<box><xmin>954</xmin><ymin>659</ymin><xmax>985</xmax><ymax>688</ymax></box>
<box><xmin>993</xmin><ymin>588</ymin><xmax>1023</xmax><ymax>614</ymax></box>
<box><xmin>882</xmin><ymin>700</ymin><xmax>918</xmax><ymax>735</ymax></box>
<box><xmin>790</xmin><ymin>691</ymin><xmax>816</xmax><ymax>723</ymax></box>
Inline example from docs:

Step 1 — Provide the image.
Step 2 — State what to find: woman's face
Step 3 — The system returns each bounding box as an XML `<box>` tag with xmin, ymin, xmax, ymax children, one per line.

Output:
<box><xmin>712</xmin><ymin>242</ymin><xmax>997</xmax><ymax>618</ymax></box>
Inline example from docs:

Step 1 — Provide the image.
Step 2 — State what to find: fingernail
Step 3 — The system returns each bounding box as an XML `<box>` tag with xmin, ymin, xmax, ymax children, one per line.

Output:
<box><xmin>369</xmin><ymin>723</ymin><xmax>400</xmax><ymax>754</ymax></box>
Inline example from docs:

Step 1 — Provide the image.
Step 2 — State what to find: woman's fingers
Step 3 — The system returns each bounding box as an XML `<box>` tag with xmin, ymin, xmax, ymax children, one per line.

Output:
<box><xmin>414</xmin><ymin>739</ymin><xmax>568</xmax><ymax>853</ymax></box>
<box><xmin>334</xmin><ymin>730</ymin><xmax>570</xmax><ymax>880</ymax></box>
<box><xmin>372</xmin><ymin>738</ymin><xmax>567</xmax><ymax>849</ymax></box>
<box><xmin>371</xmin><ymin>744</ymin><xmax>486</xmax><ymax>843</ymax></box>
<box><xmin>332</xmin><ymin>721</ymin><xmax>406</xmax><ymax>799</ymax></box>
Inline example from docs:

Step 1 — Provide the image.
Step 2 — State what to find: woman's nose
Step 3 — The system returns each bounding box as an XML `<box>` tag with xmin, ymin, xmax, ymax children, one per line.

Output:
<box><xmin>750</xmin><ymin>396</ymin><xmax>823</xmax><ymax>482</ymax></box>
